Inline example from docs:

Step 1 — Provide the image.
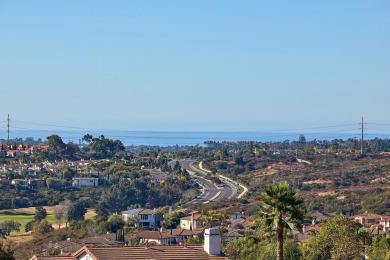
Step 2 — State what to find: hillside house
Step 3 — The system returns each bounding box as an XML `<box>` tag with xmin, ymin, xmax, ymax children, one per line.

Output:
<box><xmin>166</xmin><ymin>228</ymin><xmax>205</xmax><ymax>244</ymax></box>
<box><xmin>135</xmin><ymin>231</ymin><xmax>176</xmax><ymax>245</ymax></box>
<box><xmin>28</xmin><ymin>179</ymin><xmax>46</xmax><ymax>189</ymax></box>
<box><xmin>11</xmin><ymin>179</ymin><xmax>29</xmax><ymax>188</ymax></box>
<box><xmin>354</xmin><ymin>212</ymin><xmax>383</xmax><ymax>225</ymax></box>
<box><xmin>149</xmin><ymin>171</ymin><xmax>169</xmax><ymax>183</ymax></box>
<box><xmin>72</xmin><ymin>177</ymin><xmax>99</xmax><ymax>187</ymax></box>
<box><xmin>180</xmin><ymin>213</ymin><xmax>203</xmax><ymax>230</ymax></box>
<box><xmin>221</xmin><ymin>230</ymin><xmax>243</xmax><ymax>244</ymax></box>
<box><xmin>379</xmin><ymin>217</ymin><xmax>390</xmax><ymax>232</ymax></box>
<box><xmin>122</xmin><ymin>208</ymin><xmax>164</xmax><ymax>228</ymax></box>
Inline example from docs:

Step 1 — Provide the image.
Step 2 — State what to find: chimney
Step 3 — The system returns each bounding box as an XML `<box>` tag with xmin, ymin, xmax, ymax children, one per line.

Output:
<box><xmin>184</xmin><ymin>240</ymin><xmax>188</xmax><ymax>248</ymax></box>
<box><xmin>144</xmin><ymin>241</ymin><xmax>149</xmax><ymax>249</ymax></box>
<box><xmin>302</xmin><ymin>225</ymin><xmax>306</xmax><ymax>233</ymax></box>
<box><xmin>204</xmin><ymin>228</ymin><xmax>221</xmax><ymax>256</ymax></box>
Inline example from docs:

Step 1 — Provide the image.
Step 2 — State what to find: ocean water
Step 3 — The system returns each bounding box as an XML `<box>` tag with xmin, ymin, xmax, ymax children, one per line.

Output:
<box><xmin>4</xmin><ymin>130</ymin><xmax>371</xmax><ymax>147</ymax></box>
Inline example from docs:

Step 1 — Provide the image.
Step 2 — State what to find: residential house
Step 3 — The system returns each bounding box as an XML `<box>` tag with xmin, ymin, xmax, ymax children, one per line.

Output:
<box><xmin>72</xmin><ymin>177</ymin><xmax>99</xmax><ymax>187</ymax></box>
<box><xmin>44</xmin><ymin>236</ymin><xmax>124</xmax><ymax>256</ymax></box>
<box><xmin>165</xmin><ymin>228</ymin><xmax>205</xmax><ymax>243</ymax></box>
<box><xmin>231</xmin><ymin>212</ymin><xmax>243</xmax><ymax>220</ymax></box>
<box><xmin>293</xmin><ymin>223</ymin><xmax>321</xmax><ymax>243</ymax></box>
<box><xmin>175</xmin><ymin>208</ymin><xmax>199</xmax><ymax>216</ymax></box>
<box><xmin>135</xmin><ymin>231</ymin><xmax>176</xmax><ymax>245</ymax></box>
<box><xmin>12</xmin><ymin>179</ymin><xmax>29</xmax><ymax>188</ymax></box>
<box><xmin>7</xmin><ymin>150</ymin><xmax>28</xmax><ymax>158</ymax></box>
<box><xmin>221</xmin><ymin>230</ymin><xmax>243</xmax><ymax>244</ymax></box>
<box><xmin>46</xmin><ymin>240</ymin><xmax>83</xmax><ymax>255</ymax></box>
<box><xmin>354</xmin><ymin>212</ymin><xmax>383</xmax><ymax>225</ymax></box>
<box><xmin>310</xmin><ymin>210</ymin><xmax>334</xmax><ymax>222</ymax></box>
<box><xmin>30</xmin><ymin>145</ymin><xmax>48</xmax><ymax>154</ymax></box>
<box><xmin>80</xmin><ymin>236</ymin><xmax>124</xmax><ymax>247</ymax></box>
<box><xmin>122</xmin><ymin>208</ymin><xmax>164</xmax><ymax>228</ymax></box>
<box><xmin>180</xmin><ymin>213</ymin><xmax>203</xmax><ymax>230</ymax></box>
<box><xmin>25</xmin><ymin>169</ymin><xmax>37</xmax><ymax>177</ymax></box>
<box><xmin>11</xmin><ymin>178</ymin><xmax>46</xmax><ymax>189</ymax></box>
<box><xmin>29</xmin><ymin>228</ymin><xmax>226</xmax><ymax>260</ymax></box>
<box><xmin>379</xmin><ymin>217</ymin><xmax>390</xmax><ymax>232</ymax></box>
<box><xmin>149</xmin><ymin>171</ymin><xmax>169</xmax><ymax>183</ymax></box>
<box><xmin>28</xmin><ymin>178</ymin><xmax>46</xmax><ymax>190</ymax></box>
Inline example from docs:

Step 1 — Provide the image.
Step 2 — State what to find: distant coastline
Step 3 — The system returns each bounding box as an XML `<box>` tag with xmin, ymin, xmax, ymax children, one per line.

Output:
<box><xmin>4</xmin><ymin>130</ymin><xmax>385</xmax><ymax>147</ymax></box>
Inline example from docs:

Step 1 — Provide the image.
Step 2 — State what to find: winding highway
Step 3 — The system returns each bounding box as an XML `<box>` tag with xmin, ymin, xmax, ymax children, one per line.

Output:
<box><xmin>169</xmin><ymin>159</ymin><xmax>236</xmax><ymax>204</ymax></box>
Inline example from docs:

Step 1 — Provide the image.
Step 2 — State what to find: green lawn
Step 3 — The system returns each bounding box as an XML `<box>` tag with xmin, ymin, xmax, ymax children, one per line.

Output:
<box><xmin>0</xmin><ymin>210</ymin><xmax>57</xmax><ymax>235</ymax></box>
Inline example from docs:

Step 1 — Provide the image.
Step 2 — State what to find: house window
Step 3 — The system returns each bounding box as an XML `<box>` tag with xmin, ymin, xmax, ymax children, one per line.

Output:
<box><xmin>140</xmin><ymin>214</ymin><xmax>148</xmax><ymax>220</ymax></box>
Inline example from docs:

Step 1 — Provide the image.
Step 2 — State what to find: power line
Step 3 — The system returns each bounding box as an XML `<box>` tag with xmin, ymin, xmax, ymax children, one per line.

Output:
<box><xmin>12</xmin><ymin>119</ymin><xmax>361</xmax><ymax>133</ymax></box>
<box><xmin>366</xmin><ymin>123</ymin><xmax>390</xmax><ymax>126</ymax></box>
<box><xmin>8</xmin><ymin>118</ymin><xmax>390</xmax><ymax>145</ymax></box>
<box><xmin>12</xmin><ymin>120</ymin><xmax>109</xmax><ymax>131</ymax></box>
<box><xmin>258</xmin><ymin>123</ymin><xmax>359</xmax><ymax>133</ymax></box>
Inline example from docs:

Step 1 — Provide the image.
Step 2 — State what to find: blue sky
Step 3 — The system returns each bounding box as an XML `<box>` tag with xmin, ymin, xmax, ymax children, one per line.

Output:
<box><xmin>0</xmin><ymin>1</ymin><xmax>389</xmax><ymax>131</ymax></box>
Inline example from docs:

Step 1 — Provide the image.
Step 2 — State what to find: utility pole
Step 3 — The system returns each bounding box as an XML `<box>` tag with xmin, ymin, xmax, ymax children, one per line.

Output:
<box><xmin>7</xmin><ymin>114</ymin><xmax>10</xmax><ymax>146</ymax></box>
<box><xmin>360</xmin><ymin>116</ymin><xmax>364</xmax><ymax>154</ymax></box>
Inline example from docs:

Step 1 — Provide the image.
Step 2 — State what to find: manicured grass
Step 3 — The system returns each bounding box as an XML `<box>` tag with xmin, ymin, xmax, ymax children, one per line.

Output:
<box><xmin>0</xmin><ymin>210</ymin><xmax>58</xmax><ymax>235</ymax></box>
<box><xmin>0</xmin><ymin>207</ymin><xmax>96</xmax><ymax>235</ymax></box>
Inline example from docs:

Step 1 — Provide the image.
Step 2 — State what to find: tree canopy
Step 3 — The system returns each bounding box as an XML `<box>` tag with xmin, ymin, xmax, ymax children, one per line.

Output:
<box><xmin>0</xmin><ymin>221</ymin><xmax>21</xmax><ymax>237</ymax></box>
<box><xmin>302</xmin><ymin>215</ymin><xmax>361</xmax><ymax>260</ymax></box>
<box><xmin>259</xmin><ymin>182</ymin><xmax>304</xmax><ymax>260</ymax></box>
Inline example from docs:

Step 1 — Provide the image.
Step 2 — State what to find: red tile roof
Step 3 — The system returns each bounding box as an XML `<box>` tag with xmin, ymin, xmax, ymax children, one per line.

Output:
<box><xmin>139</xmin><ymin>208</ymin><xmax>159</xmax><ymax>215</ymax></box>
<box><xmin>180</xmin><ymin>214</ymin><xmax>202</xmax><ymax>221</ymax></box>
<box><xmin>73</xmin><ymin>245</ymin><xmax>227</xmax><ymax>260</ymax></box>
<box><xmin>30</xmin><ymin>256</ymin><xmax>76</xmax><ymax>260</ymax></box>
<box><xmin>168</xmin><ymin>228</ymin><xmax>205</xmax><ymax>236</ymax></box>
<box><xmin>135</xmin><ymin>231</ymin><xmax>176</xmax><ymax>239</ymax></box>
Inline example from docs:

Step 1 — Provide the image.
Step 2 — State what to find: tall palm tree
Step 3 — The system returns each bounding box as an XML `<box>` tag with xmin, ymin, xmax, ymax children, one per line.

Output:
<box><xmin>259</xmin><ymin>182</ymin><xmax>304</xmax><ymax>260</ymax></box>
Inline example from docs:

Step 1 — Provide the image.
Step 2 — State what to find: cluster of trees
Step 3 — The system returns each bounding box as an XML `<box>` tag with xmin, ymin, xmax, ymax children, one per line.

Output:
<box><xmin>81</xmin><ymin>134</ymin><xmax>125</xmax><ymax>159</ymax></box>
<box><xmin>0</xmin><ymin>137</ymin><xmax>44</xmax><ymax>146</ymax></box>
<box><xmin>95</xmin><ymin>176</ymin><xmax>193</xmax><ymax>218</ymax></box>
<box><xmin>224</xmin><ymin>182</ymin><xmax>304</xmax><ymax>260</ymax></box>
<box><xmin>0</xmin><ymin>221</ymin><xmax>21</xmax><ymax>238</ymax></box>
<box><xmin>223</xmin><ymin>181</ymin><xmax>390</xmax><ymax>260</ymax></box>
<box><xmin>24</xmin><ymin>206</ymin><xmax>53</xmax><ymax>238</ymax></box>
<box><xmin>39</xmin><ymin>134</ymin><xmax>126</xmax><ymax>161</ymax></box>
<box><xmin>23</xmin><ymin>203</ymin><xmax>87</xmax><ymax>238</ymax></box>
<box><xmin>204</xmin><ymin>136</ymin><xmax>390</xmax><ymax>154</ymax></box>
<box><xmin>0</xmin><ymin>186</ymin><xmax>77</xmax><ymax>210</ymax></box>
<box><xmin>0</xmin><ymin>160</ymin><xmax>198</xmax><ymax>215</ymax></box>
